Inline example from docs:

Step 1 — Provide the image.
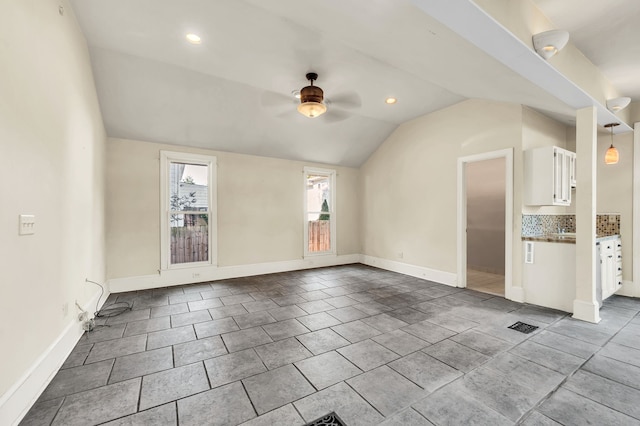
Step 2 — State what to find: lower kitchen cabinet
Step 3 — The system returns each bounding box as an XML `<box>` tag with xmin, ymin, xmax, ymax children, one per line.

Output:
<box><xmin>522</xmin><ymin>241</ymin><xmax>576</xmax><ymax>313</ymax></box>
<box><xmin>598</xmin><ymin>236</ymin><xmax>622</xmax><ymax>301</ymax></box>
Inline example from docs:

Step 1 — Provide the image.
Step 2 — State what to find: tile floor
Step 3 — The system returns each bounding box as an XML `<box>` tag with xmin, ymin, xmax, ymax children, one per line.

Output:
<box><xmin>20</xmin><ymin>264</ymin><xmax>640</xmax><ymax>425</ymax></box>
<box><xmin>467</xmin><ymin>268</ymin><xmax>505</xmax><ymax>297</ymax></box>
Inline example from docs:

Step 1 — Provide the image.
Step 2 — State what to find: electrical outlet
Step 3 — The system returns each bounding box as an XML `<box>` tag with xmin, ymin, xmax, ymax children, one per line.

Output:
<box><xmin>192</xmin><ymin>273</ymin><xmax>200</xmax><ymax>279</ymax></box>
<box><xmin>62</xmin><ymin>302</ymin><xmax>69</xmax><ymax>317</ymax></box>
<box><xmin>608</xmin><ymin>215</ymin><xmax>616</xmax><ymax>223</ymax></box>
<box><xmin>397</xmin><ymin>252</ymin><xmax>404</xmax><ymax>259</ymax></box>
<box><xmin>83</xmin><ymin>318</ymin><xmax>95</xmax><ymax>332</ymax></box>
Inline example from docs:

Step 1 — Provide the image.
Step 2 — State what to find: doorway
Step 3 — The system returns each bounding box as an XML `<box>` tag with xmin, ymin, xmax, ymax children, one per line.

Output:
<box><xmin>457</xmin><ymin>149</ymin><xmax>513</xmax><ymax>298</ymax></box>
<box><xmin>465</xmin><ymin>158</ymin><xmax>505</xmax><ymax>296</ymax></box>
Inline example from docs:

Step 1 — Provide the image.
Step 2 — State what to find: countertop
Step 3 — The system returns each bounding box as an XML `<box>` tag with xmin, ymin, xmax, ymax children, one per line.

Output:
<box><xmin>522</xmin><ymin>234</ymin><xmax>619</xmax><ymax>244</ymax></box>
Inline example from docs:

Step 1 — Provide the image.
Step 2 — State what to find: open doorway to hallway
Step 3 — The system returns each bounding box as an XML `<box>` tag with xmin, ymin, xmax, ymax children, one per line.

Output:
<box><xmin>465</xmin><ymin>157</ymin><xmax>506</xmax><ymax>296</ymax></box>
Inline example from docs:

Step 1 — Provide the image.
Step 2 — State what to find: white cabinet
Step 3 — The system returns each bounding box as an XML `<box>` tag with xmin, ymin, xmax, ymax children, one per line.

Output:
<box><xmin>524</xmin><ymin>146</ymin><xmax>575</xmax><ymax>206</ymax></box>
<box><xmin>522</xmin><ymin>241</ymin><xmax>576</xmax><ymax>312</ymax></box>
<box><xmin>568</xmin><ymin>151</ymin><xmax>577</xmax><ymax>188</ymax></box>
<box><xmin>600</xmin><ymin>236</ymin><xmax>622</xmax><ymax>300</ymax></box>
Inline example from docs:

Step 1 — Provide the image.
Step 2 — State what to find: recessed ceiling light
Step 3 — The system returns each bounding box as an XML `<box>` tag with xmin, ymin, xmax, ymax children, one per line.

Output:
<box><xmin>292</xmin><ymin>90</ymin><xmax>301</xmax><ymax>99</ymax></box>
<box><xmin>385</xmin><ymin>97</ymin><xmax>397</xmax><ymax>105</ymax></box>
<box><xmin>186</xmin><ymin>33</ymin><xmax>202</xmax><ymax>44</ymax></box>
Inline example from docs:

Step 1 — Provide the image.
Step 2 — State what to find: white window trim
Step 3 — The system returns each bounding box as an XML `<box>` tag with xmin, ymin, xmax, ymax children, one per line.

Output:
<box><xmin>303</xmin><ymin>166</ymin><xmax>337</xmax><ymax>258</ymax></box>
<box><xmin>160</xmin><ymin>150</ymin><xmax>217</xmax><ymax>271</ymax></box>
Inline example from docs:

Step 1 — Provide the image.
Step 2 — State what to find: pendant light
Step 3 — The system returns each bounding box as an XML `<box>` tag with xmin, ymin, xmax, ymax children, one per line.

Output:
<box><xmin>297</xmin><ymin>73</ymin><xmax>327</xmax><ymax>118</ymax></box>
<box><xmin>604</xmin><ymin>123</ymin><xmax>620</xmax><ymax>165</ymax></box>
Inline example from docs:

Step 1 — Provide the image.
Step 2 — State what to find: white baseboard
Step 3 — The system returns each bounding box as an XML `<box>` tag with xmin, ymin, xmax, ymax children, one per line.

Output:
<box><xmin>108</xmin><ymin>254</ymin><xmax>361</xmax><ymax>293</ymax></box>
<box><xmin>572</xmin><ymin>299</ymin><xmax>601</xmax><ymax>323</ymax></box>
<box><xmin>506</xmin><ymin>285</ymin><xmax>525</xmax><ymax>303</ymax></box>
<box><xmin>0</xmin><ymin>289</ymin><xmax>107</xmax><ymax>426</ymax></box>
<box><xmin>360</xmin><ymin>255</ymin><xmax>457</xmax><ymax>287</ymax></box>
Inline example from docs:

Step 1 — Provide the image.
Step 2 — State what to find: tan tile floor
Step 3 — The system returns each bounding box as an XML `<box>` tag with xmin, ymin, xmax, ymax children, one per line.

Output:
<box><xmin>467</xmin><ymin>268</ymin><xmax>505</xmax><ymax>297</ymax></box>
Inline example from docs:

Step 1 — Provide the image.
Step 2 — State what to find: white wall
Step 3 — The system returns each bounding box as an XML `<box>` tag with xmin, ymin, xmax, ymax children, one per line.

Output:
<box><xmin>0</xmin><ymin>0</ymin><xmax>106</xmax><ymax>420</ymax></box>
<box><xmin>360</xmin><ymin>99</ymin><xmax>524</xmax><ymax>287</ymax></box>
<box><xmin>466</xmin><ymin>158</ymin><xmax>506</xmax><ymax>274</ymax></box>
<box><xmin>106</xmin><ymin>138</ymin><xmax>361</xmax><ymax>280</ymax></box>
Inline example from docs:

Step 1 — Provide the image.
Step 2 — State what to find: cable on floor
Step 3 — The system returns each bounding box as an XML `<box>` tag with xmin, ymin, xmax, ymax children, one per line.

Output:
<box><xmin>85</xmin><ymin>279</ymin><xmax>132</xmax><ymax>319</ymax></box>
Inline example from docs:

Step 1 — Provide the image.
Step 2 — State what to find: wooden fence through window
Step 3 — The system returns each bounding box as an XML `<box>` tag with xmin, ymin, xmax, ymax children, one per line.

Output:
<box><xmin>308</xmin><ymin>220</ymin><xmax>331</xmax><ymax>252</ymax></box>
<box><xmin>171</xmin><ymin>225</ymin><xmax>208</xmax><ymax>264</ymax></box>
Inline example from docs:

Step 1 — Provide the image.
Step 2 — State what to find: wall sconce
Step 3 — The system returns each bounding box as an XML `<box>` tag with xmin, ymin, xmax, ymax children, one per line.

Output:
<box><xmin>604</xmin><ymin>123</ymin><xmax>620</xmax><ymax>165</ymax></box>
<box><xmin>532</xmin><ymin>30</ymin><xmax>569</xmax><ymax>60</ymax></box>
<box><xmin>606</xmin><ymin>97</ymin><xmax>631</xmax><ymax>113</ymax></box>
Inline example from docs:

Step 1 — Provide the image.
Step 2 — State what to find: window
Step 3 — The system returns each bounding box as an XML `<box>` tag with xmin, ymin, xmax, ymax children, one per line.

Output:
<box><xmin>304</xmin><ymin>167</ymin><xmax>336</xmax><ymax>256</ymax></box>
<box><xmin>160</xmin><ymin>151</ymin><xmax>217</xmax><ymax>270</ymax></box>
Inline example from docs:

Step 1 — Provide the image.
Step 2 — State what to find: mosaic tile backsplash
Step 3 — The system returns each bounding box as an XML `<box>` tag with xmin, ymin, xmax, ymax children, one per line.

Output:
<box><xmin>522</xmin><ymin>214</ymin><xmax>620</xmax><ymax>237</ymax></box>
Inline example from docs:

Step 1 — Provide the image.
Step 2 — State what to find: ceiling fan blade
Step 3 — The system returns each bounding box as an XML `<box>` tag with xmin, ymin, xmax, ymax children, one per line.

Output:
<box><xmin>260</xmin><ymin>90</ymin><xmax>298</xmax><ymax>116</ymax></box>
<box><xmin>321</xmin><ymin>109</ymin><xmax>350</xmax><ymax>124</ymax></box>
<box><xmin>276</xmin><ymin>109</ymin><xmax>299</xmax><ymax>119</ymax></box>
<box><xmin>261</xmin><ymin>91</ymin><xmax>295</xmax><ymax>108</ymax></box>
<box><xmin>326</xmin><ymin>91</ymin><xmax>361</xmax><ymax>109</ymax></box>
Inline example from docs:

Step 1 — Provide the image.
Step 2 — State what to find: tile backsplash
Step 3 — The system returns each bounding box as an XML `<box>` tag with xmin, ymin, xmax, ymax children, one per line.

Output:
<box><xmin>596</xmin><ymin>215</ymin><xmax>621</xmax><ymax>236</ymax></box>
<box><xmin>522</xmin><ymin>214</ymin><xmax>620</xmax><ymax>237</ymax></box>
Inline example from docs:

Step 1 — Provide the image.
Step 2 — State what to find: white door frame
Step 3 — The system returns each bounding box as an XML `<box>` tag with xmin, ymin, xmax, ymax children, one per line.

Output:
<box><xmin>633</xmin><ymin>122</ymin><xmax>640</xmax><ymax>297</ymax></box>
<box><xmin>457</xmin><ymin>149</ymin><xmax>514</xmax><ymax>299</ymax></box>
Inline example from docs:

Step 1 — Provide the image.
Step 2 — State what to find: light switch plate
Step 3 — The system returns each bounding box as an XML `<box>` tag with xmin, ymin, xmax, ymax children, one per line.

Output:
<box><xmin>19</xmin><ymin>214</ymin><xmax>35</xmax><ymax>235</ymax></box>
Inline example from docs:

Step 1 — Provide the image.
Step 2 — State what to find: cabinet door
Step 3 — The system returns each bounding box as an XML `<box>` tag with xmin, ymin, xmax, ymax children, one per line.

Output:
<box><xmin>614</xmin><ymin>238</ymin><xmax>623</xmax><ymax>290</ymax></box>
<box><xmin>600</xmin><ymin>243</ymin><xmax>617</xmax><ymax>299</ymax></box>
<box><xmin>562</xmin><ymin>151</ymin><xmax>571</xmax><ymax>203</ymax></box>
<box><xmin>569</xmin><ymin>153</ymin><xmax>577</xmax><ymax>188</ymax></box>
<box><xmin>553</xmin><ymin>150</ymin><xmax>564</xmax><ymax>204</ymax></box>
<box><xmin>553</xmin><ymin>149</ymin><xmax>571</xmax><ymax>205</ymax></box>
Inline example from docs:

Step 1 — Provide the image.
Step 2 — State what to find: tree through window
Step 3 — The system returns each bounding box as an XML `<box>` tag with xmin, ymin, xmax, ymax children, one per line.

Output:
<box><xmin>160</xmin><ymin>151</ymin><xmax>217</xmax><ymax>269</ymax></box>
<box><xmin>304</xmin><ymin>167</ymin><xmax>336</xmax><ymax>256</ymax></box>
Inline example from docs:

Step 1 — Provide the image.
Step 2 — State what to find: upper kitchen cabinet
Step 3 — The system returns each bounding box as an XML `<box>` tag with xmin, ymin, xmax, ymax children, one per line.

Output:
<box><xmin>568</xmin><ymin>151</ymin><xmax>576</xmax><ymax>188</ymax></box>
<box><xmin>524</xmin><ymin>146</ymin><xmax>575</xmax><ymax>206</ymax></box>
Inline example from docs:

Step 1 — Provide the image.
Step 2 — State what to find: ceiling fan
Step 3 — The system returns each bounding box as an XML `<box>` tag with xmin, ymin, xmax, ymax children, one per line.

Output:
<box><xmin>261</xmin><ymin>72</ymin><xmax>361</xmax><ymax>123</ymax></box>
<box><xmin>297</xmin><ymin>72</ymin><xmax>326</xmax><ymax>118</ymax></box>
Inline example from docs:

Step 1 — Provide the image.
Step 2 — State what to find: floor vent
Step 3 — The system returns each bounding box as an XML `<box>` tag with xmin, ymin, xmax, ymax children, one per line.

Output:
<box><xmin>304</xmin><ymin>412</ymin><xmax>347</xmax><ymax>426</ymax></box>
<box><xmin>508</xmin><ymin>321</ymin><xmax>539</xmax><ymax>334</ymax></box>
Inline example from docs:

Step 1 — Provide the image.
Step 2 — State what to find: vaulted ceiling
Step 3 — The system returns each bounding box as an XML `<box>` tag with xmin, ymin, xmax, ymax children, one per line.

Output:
<box><xmin>532</xmin><ymin>0</ymin><xmax>640</xmax><ymax>101</ymax></box>
<box><xmin>69</xmin><ymin>0</ymin><xmax>639</xmax><ymax>167</ymax></box>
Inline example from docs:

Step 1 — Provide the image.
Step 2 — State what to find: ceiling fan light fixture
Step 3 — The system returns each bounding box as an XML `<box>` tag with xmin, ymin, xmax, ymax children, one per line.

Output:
<box><xmin>297</xmin><ymin>101</ymin><xmax>327</xmax><ymax>118</ymax></box>
<box><xmin>604</xmin><ymin>122</ymin><xmax>620</xmax><ymax>165</ymax></box>
<box><xmin>297</xmin><ymin>73</ymin><xmax>327</xmax><ymax>118</ymax></box>
<box><xmin>606</xmin><ymin>97</ymin><xmax>631</xmax><ymax>113</ymax></box>
<box><xmin>532</xmin><ymin>29</ymin><xmax>569</xmax><ymax>60</ymax></box>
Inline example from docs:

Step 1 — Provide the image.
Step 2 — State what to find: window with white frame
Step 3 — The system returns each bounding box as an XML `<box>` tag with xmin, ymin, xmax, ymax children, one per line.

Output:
<box><xmin>304</xmin><ymin>167</ymin><xmax>336</xmax><ymax>256</ymax></box>
<box><xmin>160</xmin><ymin>151</ymin><xmax>217</xmax><ymax>270</ymax></box>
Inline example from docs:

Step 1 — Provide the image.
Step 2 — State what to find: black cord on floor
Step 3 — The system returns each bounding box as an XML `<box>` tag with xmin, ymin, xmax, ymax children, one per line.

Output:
<box><xmin>85</xmin><ymin>279</ymin><xmax>132</xmax><ymax>319</ymax></box>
